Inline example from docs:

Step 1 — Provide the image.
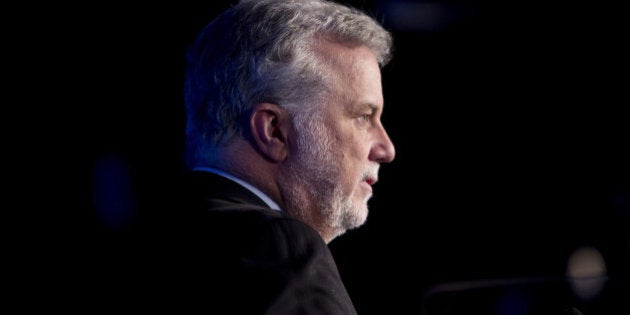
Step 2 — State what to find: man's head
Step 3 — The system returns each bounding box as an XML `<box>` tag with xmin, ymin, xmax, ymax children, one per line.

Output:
<box><xmin>184</xmin><ymin>0</ymin><xmax>395</xmax><ymax>242</ymax></box>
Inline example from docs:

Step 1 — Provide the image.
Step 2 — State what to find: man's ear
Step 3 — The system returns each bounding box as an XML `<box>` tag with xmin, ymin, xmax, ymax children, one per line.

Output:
<box><xmin>249</xmin><ymin>102</ymin><xmax>289</xmax><ymax>162</ymax></box>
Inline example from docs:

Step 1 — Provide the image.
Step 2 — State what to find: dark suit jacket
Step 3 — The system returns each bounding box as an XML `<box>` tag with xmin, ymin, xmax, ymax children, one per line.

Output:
<box><xmin>126</xmin><ymin>171</ymin><xmax>357</xmax><ymax>314</ymax></box>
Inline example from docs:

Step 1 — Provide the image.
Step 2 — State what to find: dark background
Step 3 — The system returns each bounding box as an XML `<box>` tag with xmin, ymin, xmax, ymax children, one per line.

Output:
<box><xmin>15</xmin><ymin>0</ymin><xmax>628</xmax><ymax>313</ymax></box>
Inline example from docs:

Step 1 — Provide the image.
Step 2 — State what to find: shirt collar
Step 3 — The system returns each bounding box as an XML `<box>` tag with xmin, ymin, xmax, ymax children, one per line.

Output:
<box><xmin>192</xmin><ymin>166</ymin><xmax>281</xmax><ymax>211</ymax></box>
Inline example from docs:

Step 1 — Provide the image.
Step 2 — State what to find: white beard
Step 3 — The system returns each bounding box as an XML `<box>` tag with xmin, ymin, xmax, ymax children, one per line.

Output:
<box><xmin>279</xmin><ymin>110</ymin><xmax>370</xmax><ymax>240</ymax></box>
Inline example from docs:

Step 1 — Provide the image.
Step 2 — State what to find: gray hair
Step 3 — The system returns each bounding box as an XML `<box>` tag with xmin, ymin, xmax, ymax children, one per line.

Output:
<box><xmin>183</xmin><ymin>0</ymin><xmax>393</xmax><ymax>168</ymax></box>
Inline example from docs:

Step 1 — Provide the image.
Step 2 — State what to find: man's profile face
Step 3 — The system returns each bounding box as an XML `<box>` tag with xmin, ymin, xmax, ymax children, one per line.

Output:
<box><xmin>282</xmin><ymin>41</ymin><xmax>395</xmax><ymax>242</ymax></box>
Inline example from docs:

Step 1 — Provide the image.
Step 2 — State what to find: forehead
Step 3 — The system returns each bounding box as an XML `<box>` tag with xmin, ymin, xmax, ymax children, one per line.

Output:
<box><xmin>312</xmin><ymin>39</ymin><xmax>379</xmax><ymax>75</ymax></box>
<box><xmin>311</xmin><ymin>40</ymin><xmax>383</xmax><ymax>108</ymax></box>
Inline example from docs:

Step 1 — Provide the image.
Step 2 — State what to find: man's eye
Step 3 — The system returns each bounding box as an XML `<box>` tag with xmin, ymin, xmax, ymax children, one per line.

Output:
<box><xmin>359</xmin><ymin>114</ymin><xmax>370</xmax><ymax>121</ymax></box>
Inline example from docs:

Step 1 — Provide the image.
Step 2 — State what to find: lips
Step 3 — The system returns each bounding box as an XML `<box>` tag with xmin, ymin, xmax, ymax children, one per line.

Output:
<box><xmin>362</xmin><ymin>165</ymin><xmax>379</xmax><ymax>192</ymax></box>
<box><xmin>364</xmin><ymin>177</ymin><xmax>376</xmax><ymax>186</ymax></box>
<box><xmin>362</xmin><ymin>175</ymin><xmax>378</xmax><ymax>194</ymax></box>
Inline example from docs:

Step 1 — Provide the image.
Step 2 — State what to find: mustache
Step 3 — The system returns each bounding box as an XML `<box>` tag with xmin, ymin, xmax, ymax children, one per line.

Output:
<box><xmin>361</xmin><ymin>164</ymin><xmax>380</xmax><ymax>185</ymax></box>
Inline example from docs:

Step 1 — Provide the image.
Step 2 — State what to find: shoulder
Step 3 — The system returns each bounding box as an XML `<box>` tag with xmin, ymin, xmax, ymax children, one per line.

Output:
<box><xmin>238</xmin><ymin>210</ymin><xmax>329</xmax><ymax>261</ymax></box>
<box><xmin>203</xmin><ymin>207</ymin><xmax>328</xmax><ymax>259</ymax></box>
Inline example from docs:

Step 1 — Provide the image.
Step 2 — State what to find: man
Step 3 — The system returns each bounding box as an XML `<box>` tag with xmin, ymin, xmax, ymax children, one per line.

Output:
<box><xmin>144</xmin><ymin>0</ymin><xmax>396</xmax><ymax>313</ymax></box>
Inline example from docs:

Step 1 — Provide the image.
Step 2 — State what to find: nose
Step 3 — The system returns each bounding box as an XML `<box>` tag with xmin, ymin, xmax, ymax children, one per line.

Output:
<box><xmin>369</xmin><ymin>124</ymin><xmax>395</xmax><ymax>163</ymax></box>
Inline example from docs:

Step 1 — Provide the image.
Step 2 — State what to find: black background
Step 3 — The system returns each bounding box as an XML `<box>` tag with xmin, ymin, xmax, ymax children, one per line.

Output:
<box><xmin>13</xmin><ymin>0</ymin><xmax>629</xmax><ymax>313</ymax></box>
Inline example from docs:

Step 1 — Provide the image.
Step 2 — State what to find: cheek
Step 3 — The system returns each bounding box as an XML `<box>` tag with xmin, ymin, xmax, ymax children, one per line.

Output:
<box><xmin>330</xmin><ymin>125</ymin><xmax>371</xmax><ymax>178</ymax></box>
<box><xmin>348</xmin><ymin>134</ymin><xmax>371</xmax><ymax>161</ymax></box>
<box><xmin>337</xmin><ymin>126</ymin><xmax>370</xmax><ymax>155</ymax></box>
<box><xmin>339</xmin><ymin>151</ymin><xmax>366</xmax><ymax>190</ymax></box>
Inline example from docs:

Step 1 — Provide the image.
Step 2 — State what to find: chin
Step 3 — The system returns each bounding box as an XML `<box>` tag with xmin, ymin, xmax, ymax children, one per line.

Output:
<box><xmin>345</xmin><ymin>205</ymin><xmax>369</xmax><ymax>230</ymax></box>
<box><xmin>329</xmin><ymin>195</ymin><xmax>370</xmax><ymax>234</ymax></box>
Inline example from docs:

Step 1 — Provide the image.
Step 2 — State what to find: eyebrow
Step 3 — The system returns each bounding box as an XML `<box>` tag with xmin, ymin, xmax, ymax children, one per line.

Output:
<box><xmin>348</xmin><ymin>101</ymin><xmax>381</xmax><ymax>116</ymax></box>
<box><xmin>361</xmin><ymin>102</ymin><xmax>380</xmax><ymax>113</ymax></box>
